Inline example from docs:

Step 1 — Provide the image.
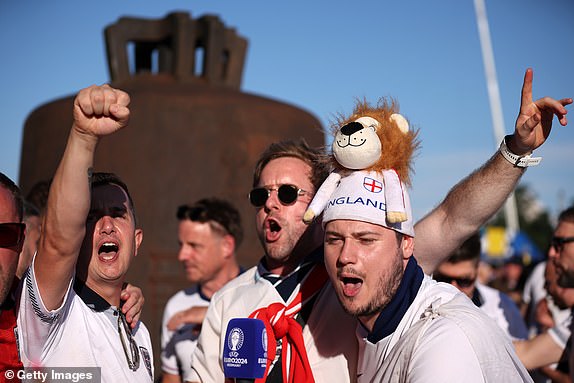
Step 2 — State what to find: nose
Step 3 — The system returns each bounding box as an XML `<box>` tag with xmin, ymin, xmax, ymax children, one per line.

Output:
<box><xmin>337</xmin><ymin>240</ymin><xmax>357</xmax><ymax>266</ymax></box>
<box><xmin>99</xmin><ymin>216</ymin><xmax>115</xmax><ymax>234</ymax></box>
<box><xmin>178</xmin><ymin>246</ymin><xmax>190</xmax><ymax>262</ymax></box>
<box><xmin>340</xmin><ymin>121</ymin><xmax>363</xmax><ymax>136</ymax></box>
<box><xmin>263</xmin><ymin>188</ymin><xmax>280</xmax><ymax>211</ymax></box>
<box><xmin>548</xmin><ymin>244</ymin><xmax>559</xmax><ymax>260</ymax></box>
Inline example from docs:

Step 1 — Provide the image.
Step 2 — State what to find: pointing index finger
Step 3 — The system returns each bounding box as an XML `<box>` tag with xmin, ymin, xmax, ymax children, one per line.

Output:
<box><xmin>520</xmin><ymin>68</ymin><xmax>534</xmax><ymax>113</ymax></box>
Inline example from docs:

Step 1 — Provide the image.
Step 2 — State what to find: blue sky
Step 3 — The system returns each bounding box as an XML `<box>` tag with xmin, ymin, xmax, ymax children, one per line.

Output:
<box><xmin>1</xmin><ymin>0</ymin><xmax>573</xmax><ymax>222</ymax></box>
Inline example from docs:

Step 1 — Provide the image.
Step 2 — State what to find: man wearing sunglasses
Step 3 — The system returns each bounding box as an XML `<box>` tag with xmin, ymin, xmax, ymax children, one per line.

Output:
<box><xmin>512</xmin><ymin>207</ymin><xmax>574</xmax><ymax>380</ymax></box>
<box><xmin>0</xmin><ymin>172</ymin><xmax>25</xmax><ymax>382</ymax></box>
<box><xmin>434</xmin><ymin>233</ymin><xmax>528</xmax><ymax>341</ymax></box>
<box><xmin>548</xmin><ymin>206</ymin><xmax>574</xmax><ymax>381</ymax></box>
<box><xmin>16</xmin><ymin>85</ymin><xmax>153</xmax><ymax>381</ymax></box>
<box><xmin>188</xmin><ymin>68</ymin><xmax>571</xmax><ymax>383</ymax></box>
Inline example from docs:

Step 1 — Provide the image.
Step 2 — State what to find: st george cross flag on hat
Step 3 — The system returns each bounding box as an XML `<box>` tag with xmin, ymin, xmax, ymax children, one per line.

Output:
<box><xmin>322</xmin><ymin>170</ymin><xmax>415</xmax><ymax>237</ymax></box>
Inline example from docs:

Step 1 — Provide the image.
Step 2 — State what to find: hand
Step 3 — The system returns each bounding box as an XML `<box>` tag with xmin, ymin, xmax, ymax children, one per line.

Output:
<box><xmin>167</xmin><ymin>306</ymin><xmax>208</xmax><ymax>331</ymax></box>
<box><xmin>534</xmin><ymin>297</ymin><xmax>554</xmax><ymax>332</ymax></box>
<box><xmin>72</xmin><ymin>84</ymin><xmax>130</xmax><ymax>141</ymax></box>
<box><xmin>510</xmin><ymin>68</ymin><xmax>572</xmax><ymax>154</ymax></box>
<box><xmin>121</xmin><ymin>283</ymin><xmax>144</xmax><ymax>329</ymax></box>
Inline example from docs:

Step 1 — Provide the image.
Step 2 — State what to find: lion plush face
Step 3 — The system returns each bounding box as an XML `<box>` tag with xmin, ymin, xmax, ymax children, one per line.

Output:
<box><xmin>330</xmin><ymin>98</ymin><xmax>419</xmax><ymax>186</ymax></box>
<box><xmin>333</xmin><ymin>116</ymin><xmax>381</xmax><ymax>169</ymax></box>
<box><xmin>302</xmin><ymin>98</ymin><xmax>420</xmax><ymax>225</ymax></box>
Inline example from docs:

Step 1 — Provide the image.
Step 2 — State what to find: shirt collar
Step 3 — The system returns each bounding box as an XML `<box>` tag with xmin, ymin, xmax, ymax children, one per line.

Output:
<box><xmin>73</xmin><ymin>279</ymin><xmax>113</xmax><ymax>312</ymax></box>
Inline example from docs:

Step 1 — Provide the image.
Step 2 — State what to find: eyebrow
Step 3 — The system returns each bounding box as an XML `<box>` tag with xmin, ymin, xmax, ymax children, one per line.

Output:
<box><xmin>325</xmin><ymin>230</ymin><xmax>380</xmax><ymax>237</ymax></box>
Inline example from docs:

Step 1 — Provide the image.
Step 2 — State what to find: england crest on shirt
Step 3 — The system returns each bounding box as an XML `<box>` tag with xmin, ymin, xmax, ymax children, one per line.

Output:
<box><xmin>139</xmin><ymin>346</ymin><xmax>153</xmax><ymax>379</ymax></box>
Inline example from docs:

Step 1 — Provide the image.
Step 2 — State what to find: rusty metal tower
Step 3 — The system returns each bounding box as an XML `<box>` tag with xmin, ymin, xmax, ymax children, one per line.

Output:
<box><xmin>19</xmin><ymin>11</ymin><xmax>325</xmax><ymax>373</ymax></box>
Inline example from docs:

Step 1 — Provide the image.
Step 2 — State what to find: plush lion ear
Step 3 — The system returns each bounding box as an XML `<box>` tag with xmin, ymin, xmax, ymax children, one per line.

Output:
<box><xmin>390</xmin><ymin>113</ymin><xmax>409</xmax><ymax>133</ymax></box>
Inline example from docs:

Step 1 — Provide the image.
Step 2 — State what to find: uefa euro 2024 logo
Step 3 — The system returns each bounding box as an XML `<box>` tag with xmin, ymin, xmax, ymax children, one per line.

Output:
<box><xmin>227</xmin><ymin>327</ymin><xmax>244</xmax><ymax>357</ymax></box>
<box><xmin>262</xmin><ymin>327</ymin><xmax>267</xmax><ymax>353</ymax></box>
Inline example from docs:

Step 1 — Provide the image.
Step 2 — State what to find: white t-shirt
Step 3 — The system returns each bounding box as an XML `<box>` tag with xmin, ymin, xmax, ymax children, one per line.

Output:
<box><xmin>17</xmin><ymin>261</ymin><xmax>154</xmax><ymax>382</ymax></box>
<box><xmin>475</xmin><ymin>282</ymin><xmax>528</xmax><ymax>340</ymax></box>
<box><xmin>161</xmin><ymin>286</ymin><xmax>209</xmax><ymax>378</ymax></box>
<box><xmin>188</xmin><ymin>265</ymin><xmax>358</xmax><ymax>383</ymax></box>
<box><xmin>357</xmin><ymin>275</ymin><xmax>533</xmax><ymax>383</ymax></box>
<box><xmin>522</xmin><ymin>261</ymin><xmax>549</xmax><ymax>337</ymax></box>
<box><xmin>548</xmin><ymin>312</ymin><xmax>572</xmax><ymax>350</ymax></box>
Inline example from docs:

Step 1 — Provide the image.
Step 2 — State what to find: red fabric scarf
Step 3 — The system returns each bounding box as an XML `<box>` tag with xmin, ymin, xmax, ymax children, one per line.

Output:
<box><xmin>249</xmin><ymin>263</ymin><xmax>329</xmax><ymax>383</ymax></box>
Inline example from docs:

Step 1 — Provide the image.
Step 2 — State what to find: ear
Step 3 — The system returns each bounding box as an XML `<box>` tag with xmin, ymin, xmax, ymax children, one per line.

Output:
<box><xmin>134</xmin><ymin>228</ymin><xmax>143</xmax><ymax>257</ymax></box>
<box><xmin>401</xmin><ymin>234</ymin><xmax>414</xmax><ymax>261</ymax></box>
<box><xmin>221</xmin><ymin>234</ymin><xmax>235</xmax><ymax>259</ymax></box>
<box><xmin>390</xmin><ymin>113</ymin><xmax>409</xmax><ymax>134</ymax></box>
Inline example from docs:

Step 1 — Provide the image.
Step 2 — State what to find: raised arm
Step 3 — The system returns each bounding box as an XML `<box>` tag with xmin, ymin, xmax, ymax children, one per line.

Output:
<box><xmin>35</xmin><ymin>84</ymin><xmax>130</xmax><ymax>310</ymax></box>
<box><xmin>415</xmin><ymin>68</ymin><xmax>572</xmax><ymax>274</ymax></box>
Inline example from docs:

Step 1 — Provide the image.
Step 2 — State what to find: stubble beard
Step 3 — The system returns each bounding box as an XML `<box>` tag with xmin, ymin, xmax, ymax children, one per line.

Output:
<box><xmin>558</xmin><ymin>267</ymin><xmax>574</xmax><ymax>288</ymax></box>
<box><xmin>343</xmin><ymin>249</ymin><xmax>404</xmax><ymax>319</ymax></box>
<box><xmin>0</xmin><ymin>274</ymin><xmax>14</xmax><ymax>305</ymax></box>
<box><xmin>259</xmin><ymin>222</ymin><xmax>306</xmax><ymax>272</ymax></box>
<box><xmin>262</xmin><ymin>233</ymin><xmax>299</xmax><ymax>270</ymax></box>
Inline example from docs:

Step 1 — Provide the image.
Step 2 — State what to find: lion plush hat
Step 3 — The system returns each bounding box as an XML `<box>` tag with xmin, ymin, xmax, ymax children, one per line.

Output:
<box><xmin>303</xmin><ymin>97</ymin><xmax>420</xmax><ymax>226</ymax></box>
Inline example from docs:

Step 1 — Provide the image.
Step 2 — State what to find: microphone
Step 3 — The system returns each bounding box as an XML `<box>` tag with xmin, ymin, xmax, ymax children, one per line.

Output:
<box><xmin>222</xmin><ymin>318</ymin><xmax>268</xmax><ymax>381</ymax></box>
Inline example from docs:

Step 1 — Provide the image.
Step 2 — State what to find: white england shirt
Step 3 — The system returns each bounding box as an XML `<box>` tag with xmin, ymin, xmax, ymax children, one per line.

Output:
<box><xmin>188</xmin><ymin>265</ymin><xmax>358</xmax><ymax>383</ymax></box>
<box><xmin>17</xmin><ymin>260</ymin><xmax>154</xmax><ymax>382</ymax></box>
<box><xmin>161</xmin><ymin>286</ymin><xmax>209</xmax><ymax>378</ymax></box>
<box><xmin>357</xmin><ymin>275</ymin><xmax>533</xmax><ymax>383</ymax></box>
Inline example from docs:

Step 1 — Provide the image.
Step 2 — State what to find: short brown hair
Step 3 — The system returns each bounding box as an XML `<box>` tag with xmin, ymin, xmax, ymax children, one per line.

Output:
<box><xmin>445</xmin><ymin>232</ymin><xmax>482</xmax><ymax>266</ymax></box>
<box><xmin>177</xmin><ymin>198</ymin><xmax>243</xmax><ymax>248</ymax></box>
<box><xmin>252</xmin><ymin>138</ymin><xmax>330</xmax><ymax>193</ymax></box>
<box><xmin>558</xmin><ymin>206</ymin><xmax>574</xmax><ymax>225</ymax></box>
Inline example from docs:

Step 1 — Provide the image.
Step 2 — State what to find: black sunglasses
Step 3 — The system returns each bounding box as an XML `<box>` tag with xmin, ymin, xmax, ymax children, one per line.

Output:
<box><xmin>118</xmin><ymin>310</ymin><xmax>140</xmax><ymax>371</ymax></box>
<box><xmin>248</xmin><ymin>184</ymin><xmax>307</xmax><ymax>207</ymax></box>
<box><xmin>551</xmin><ymin>236</ymin><xmax>574</xmax><ymax>251</ymax></box>
<box><xmin>433</xmin><ymin>274</ymin><xmax>475</xmax><ymax>288</ymax></box>
<box><xmin>0</xmin><ymin>222</ymin><xmax>25</xmax><ymax>249</ymax></box>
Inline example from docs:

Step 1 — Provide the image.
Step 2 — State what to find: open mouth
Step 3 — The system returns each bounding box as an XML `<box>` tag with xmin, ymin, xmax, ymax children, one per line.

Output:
<box><xmin>340</xmin><ymin>274</ymin><xmax>363</xmax><ymax>297</ymax></box>
<box><xmin>265</xmin><ymin>218</ymin><xmax>282</xmax><ymax>242</ymax></box>
<box><xmin>98</xmin><ymin>242</ymin><xmax>119</xmax><ymax>261</ymax></box>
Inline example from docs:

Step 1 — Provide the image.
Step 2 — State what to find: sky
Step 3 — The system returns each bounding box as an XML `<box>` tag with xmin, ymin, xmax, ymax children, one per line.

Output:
<box><xmin>1</xmin><ymin>0</ymin><xmax>573</xmax><ymax>223</ymax></box>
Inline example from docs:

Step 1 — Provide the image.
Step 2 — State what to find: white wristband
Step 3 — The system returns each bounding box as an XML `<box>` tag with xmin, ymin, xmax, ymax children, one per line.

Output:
<box><xmin>499</xmin><ymin>136</ymin><xmax>542</xmax><ymax>168</ymax></box>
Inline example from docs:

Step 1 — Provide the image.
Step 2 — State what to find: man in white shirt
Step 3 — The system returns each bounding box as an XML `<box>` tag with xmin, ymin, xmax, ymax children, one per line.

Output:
<box><xmin>17</xmin><ymin>84</ymin><xmax>154</xmax><ymax>382</ymax></box>
<box><xmin>515</xmin><ymin>206</ymin><xmax>574</xmax><ymax>380</ymax></box>
<box><xmin>161</xmin><ymin>198</ymin><xmax>243</xmax><ymax>382</ymax></box>
<box><xmin>187</xmin><ymin>68</ymin><xmax>571</xmax><ymax>383</ymax></box>
<box><xmin>322</xmin><ymin>170</ymin><xmax>532</xmax><ymax>382</ymax></box>
<box><xmin>434</xmin><ymin>232</ymin><xmax>528</xmax><ymax>340</ymax></box>
<box><xmin>513</xmin><ymin>232</ymin><xmax>574</xmax><ymax>381</ymax></box>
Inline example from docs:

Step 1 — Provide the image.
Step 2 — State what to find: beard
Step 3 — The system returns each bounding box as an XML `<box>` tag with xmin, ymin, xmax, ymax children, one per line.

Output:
<box><xmin>258</xmin><ymin>216</ymin><xmax>320</xmax><ymax>273</ymax></box>
<box><xmin>0</xmin><ymin>276</ymin><xmax>14</xmax><ymax>306</ymax></box>
<box><xmin>0</xmin><ymin>264</ymin><xmax>17</xmax><ymax>305</ymax></box>
<box><xmin>557</xmin><ymin>268</ymin><xmax>574</xmax><ymax>288</ymax></box>
<box><xmin>342</xmin><ymin>247</ymin><xmax>404</xmax><ymax>318</ymax></box>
